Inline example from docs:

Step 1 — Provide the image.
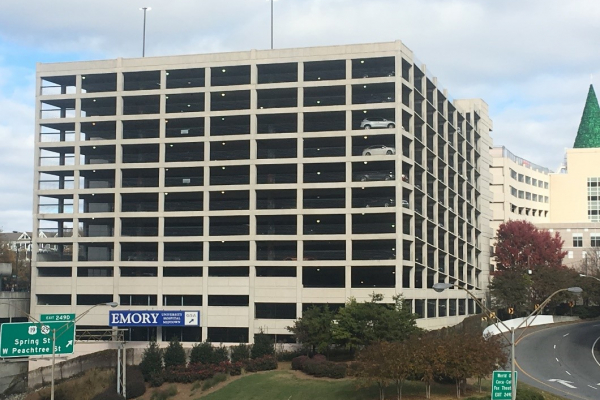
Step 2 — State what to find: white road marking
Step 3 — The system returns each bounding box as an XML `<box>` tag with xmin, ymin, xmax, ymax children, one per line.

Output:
<box><xmin>563</xmin><ymin>333</ymin><xmax>570</xmax><ymax>337</ymax></box>
<box><xmin>566</xmin><ymin>371</ymin><xmax>571</xmax><ymax>376</ymax></box>
<box><xmin>554</xmin><ymin>344</ymin><xmax>556</xmax><ymax>349</ymax></box>
<box><xmin>556</xmin><ymin>357</ymin><xmax>560</xmax><ymax>363</ymax></box>
<box><xmin>548</xmin><ymin>379</ymin><xmax>577</xmax><ymax>389</ymax></box>
<box><xmin>592</xmin><ymin>336</ymin><xmax>600</xmax><ymax>368</ymax></box>
<box><xmin>588</xmin><ymin>385</ymin><xmax>598</xmax><ymax>390</ymax></box>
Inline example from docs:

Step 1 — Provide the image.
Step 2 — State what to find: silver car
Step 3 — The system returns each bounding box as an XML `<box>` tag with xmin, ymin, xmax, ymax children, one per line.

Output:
<box><xmin>360</xmin><ymin>118</ymin><xmax>395</xmax><ymax>129</ymax></box>
<box><xmin>362</xmin><ymin>145</ymin><xmax>396</xmax><ymax>156</ymax></box>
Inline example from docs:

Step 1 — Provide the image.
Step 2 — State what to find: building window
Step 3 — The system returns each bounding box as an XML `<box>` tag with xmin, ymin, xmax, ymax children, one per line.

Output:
<box><xmin>510</xmin><ymin>169</ymin><xmax>517</xmax><ymax>179</ymax></box>
<box><xmin>525</xmin><ymin>176</ymin><xmax>531</xmax><ymax>184</ymax></box>
<box><xmin>532</xmin><ymin>194</ymin><xmax>538</xmax><ymax>202</ymax></box>
<box><xmin>588</xmin><ymin>178</ymin><xmax>600</xmax><ymax>222</ymax></box>
<box><xmin>591</xmin><ymin>234</ymin><xmax>600</xmax><ymax>248</ymax></box>
<box><xmin>573</xmin><ymin>234</ymin><xmax>583</xmax><ymax>248</ymax></box>
<box><xmin>526</xmin><ymin>192</ymin><xmax>531</xmax><ymax>200</ymax></box>
<box><xmin>510</xmin><ymin>186</ymin><xmax>517</xmax><ymax>197</ymax></box>
<box><xmin>544</xmin><ymin>196</ymin><xmax>549</xmax><ymax>203</ymax></box>
<box><xmin>568</xmin><ymin>251</ymin><xmax>573</xmax><ymax>259</ymax></box>
<box><xmin>518</xmin><ymin>191</ymin><xmax>524</xmax><ymax>199</ymax></box>
<box><xmin>532</xmin><ymin>178</ymin><xmax>537</xmax><ymax>186</ymax></box>
<box><xmin>544</xmin><ymin>182</ymin><xmax>549</xmax><ymax>189</ymax></box>
<box><xmin>518</xmin><ymin>174</ymin><xmax>524</xmax><ymax>182</ymax></box>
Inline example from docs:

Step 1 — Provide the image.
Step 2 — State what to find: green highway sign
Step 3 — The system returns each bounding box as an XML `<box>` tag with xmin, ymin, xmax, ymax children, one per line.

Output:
<box><xmin>0</xmin><ymin>321</ymin><xmax>75</xmax><ymax>358</ymax></box>
<box><xmin>491</xmin><ymin>370</ymin><xmax>517</xmax><ymax>399</ymax></box>
<box><xmin>41</xmin><ymin>313</ymin><xmax>75</xmax><ymax>322</ymax></box>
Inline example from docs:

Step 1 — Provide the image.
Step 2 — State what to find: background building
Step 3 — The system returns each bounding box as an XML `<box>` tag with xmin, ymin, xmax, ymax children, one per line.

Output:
<box><xmin>32</xmin><ymin>41</ymin><xmax>493</xmax><ymax>345</ymax></box>
<box><xmin>537</xmin><ymin>85</ymin><xmax>600</xmax><ymax>270</ymax></box>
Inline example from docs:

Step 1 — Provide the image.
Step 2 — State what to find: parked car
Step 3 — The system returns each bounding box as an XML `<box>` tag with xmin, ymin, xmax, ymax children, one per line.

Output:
<box><xmin>402</xmin><ymin>199</ymin><xmax>409</xmax><ymax>208</ymax></box>
<box><xmin>355</xmin><ymin>172</ymin><xmax>395</xmax><ymax>182</ymax></box>
<box><xmin>362</xmin><ymin>145</ymin><xmax>396</xmax><ymax>156</ymax></box>
<box><xmin>365</xmin><ymin>198</ymin><xmax>395</xmax><ymax>208</ymax></box>
<box><xmin>360</xmin><ymin>118</ymin><xmax>395</xmax><ymax>129</ymax></box>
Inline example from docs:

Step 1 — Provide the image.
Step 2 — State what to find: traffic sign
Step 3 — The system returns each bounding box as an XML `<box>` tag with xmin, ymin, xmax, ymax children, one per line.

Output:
<box><xmin>0</xmin><ymin>321</ymin><xmax>75</xmax><ymax>358</ymax></box>
<box><xmin>41</xmin><ymin>314</ymin><xmax>75</xmax><ymax>322</ymax></box>
<box><xmin>491</xmin><ymin>370</ymin><xmax>517</xmax><ymax>399</ymax></box>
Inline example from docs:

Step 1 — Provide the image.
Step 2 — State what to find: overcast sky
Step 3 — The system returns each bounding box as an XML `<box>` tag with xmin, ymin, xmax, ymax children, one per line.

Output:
<box><xmin>1</xmin><ymin>0</ymin><xmax>598</xmax><ymax>232</ymax></box>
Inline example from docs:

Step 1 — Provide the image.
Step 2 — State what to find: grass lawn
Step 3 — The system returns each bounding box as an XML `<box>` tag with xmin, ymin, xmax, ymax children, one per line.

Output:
<box><xmin>198</xmin><ymin>370</ymin><xmax>488</xmax><ymax>400</ymax></box>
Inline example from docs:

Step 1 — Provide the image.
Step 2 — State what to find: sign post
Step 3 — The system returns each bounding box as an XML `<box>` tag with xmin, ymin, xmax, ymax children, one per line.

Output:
<box><xmin>0</xmin><ymin>321</ymin><xmax>75</xmax><ymax>358</ymax></box>
<box><xmin>491</xmin><ymin>370</ymin><xmax>517</xmax><ymax>399</ymax></box>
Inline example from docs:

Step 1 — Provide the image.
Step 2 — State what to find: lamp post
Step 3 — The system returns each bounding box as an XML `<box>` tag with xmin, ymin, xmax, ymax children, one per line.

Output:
<box><xmin>580</xmin><ymin>273</ymin><xmax>600</xmax><ymax>282</ymax></box>
<box><xmin>139</xmin><ymin>7</ymin><xmax>151</xmax><ymax>57</ymax></box>
<box><xmin>432</xmin><ymin>283</ymin><xmax>582</xmax><ymax>400</ymax></box>
<box><xmin>50</xmin><ymin>302</ymin><xmax>118</xmax><ymax>400</ymax></box>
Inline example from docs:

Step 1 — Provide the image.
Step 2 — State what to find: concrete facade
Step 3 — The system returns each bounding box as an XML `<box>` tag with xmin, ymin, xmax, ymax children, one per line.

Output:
<box><xmin>489</xmin><ymin>146</ymin><xmax>551</xmax><ymax>240</ymax></box>
<box><xmin>32</xmin><ymin>41</ymin><xmax>493</xmax><ymax>346</ymax></box>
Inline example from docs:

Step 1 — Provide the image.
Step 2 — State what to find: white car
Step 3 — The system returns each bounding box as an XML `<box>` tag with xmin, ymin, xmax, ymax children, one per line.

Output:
<box><xmin>360</xmin><ymin>118</ymin><xmax>395</xmax><ymax>129</ymax></box>
<box><xmin>362</xmin><ymin>145</ymin><xmax>396</xmax><ymax>156</ymax></box>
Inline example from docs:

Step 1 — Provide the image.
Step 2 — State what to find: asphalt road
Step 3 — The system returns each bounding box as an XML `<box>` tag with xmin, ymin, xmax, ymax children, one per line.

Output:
<box><xmin>515</xmin><ymin>320</ymin><xmax>600</xmax><ymax>400</ymax></box>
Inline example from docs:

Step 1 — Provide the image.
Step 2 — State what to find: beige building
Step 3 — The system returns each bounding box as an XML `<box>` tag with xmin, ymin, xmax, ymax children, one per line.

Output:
<box><xmin>535</xmin><ymin>85</ymin><xmax>600</xmax><ymax>271</ymax></box>
<box><xmin>489</xmin><ymin>146</ymin><xmax>551</xmax><ymax>236</ymax></box>
<box><xmin>32</xmin><ymin>41</ymin><xmax>494</xmax><ymax>346</ymax></box>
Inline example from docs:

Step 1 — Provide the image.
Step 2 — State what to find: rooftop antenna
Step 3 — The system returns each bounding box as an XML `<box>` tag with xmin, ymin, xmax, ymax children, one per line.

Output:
<box><xmin>140</xmin><ymin>7</ymin><xmax>151</xmax><ymax>57</ymax></box>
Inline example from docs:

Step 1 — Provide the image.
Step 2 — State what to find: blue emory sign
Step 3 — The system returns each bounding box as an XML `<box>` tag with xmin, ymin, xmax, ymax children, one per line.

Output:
<box><xmin>109</xmin><ymin>311</ymin><xmax>200</xmax><ymax>327</ymax></box>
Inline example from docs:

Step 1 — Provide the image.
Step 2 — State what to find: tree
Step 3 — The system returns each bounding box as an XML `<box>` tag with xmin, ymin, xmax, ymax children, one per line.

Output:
<box><xmin>251</xmin><ymin>329</ymin><xmax>275</xmax><ymax>359</ymax></box>
<box><xmin>384</xmin><ymin>338</ymin><xmax>418</xmax><ymax>400</ymax></box>
<box><xmin>139</xmin><ymin>339</ymin><xmax>163</xmax><ymax>381</ymax></box>
<box><xmin>494</xmin><ymin>220</ymin><xmax>566</xmax><ymax>271</ymax></box>
<box><xmin>412</xmin><ymin>331</ymin><xmax>446</xmax><ymax>399</ymax></box>
<box><xmin>190</xmin><ymin>341</ymin><xmax>215</xmax><ymax>364</ymax></box>
<box><xmin>492</xmin><ymin>220</ymin><xmax>568</xmax><ymax>314</ymax></box>
<box><xmin>163</xmin><ymin>337</ymin><xmax>186</xmax><ymax>369</ymax></box>
<box><xmin>351</xmin><ymin>341</ymin><xmax>390</xmax><ymax>400</ymax></box>
<box><xmin>332</xmin><ymin>293</ymin><xmax>420</xmax><ymax>350</ymax></box>
<box><xmin>287</xmin><ymin>305</ymin><xmax>334</xmax><ymax>354</ymax></box>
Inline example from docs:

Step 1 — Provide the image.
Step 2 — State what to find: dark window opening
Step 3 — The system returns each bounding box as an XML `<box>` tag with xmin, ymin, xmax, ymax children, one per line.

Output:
<box><xmin>209</xmin><ymin>241</ymin><xmax>249</xmax><ymax>261</ymax></box>
<box><xmin>208</xmin><ymin>295</ymin><xmax>249</xmax><ymax>307</ymax></box>
<box><xmin>120</xmin><ymin>267</ymin><xmax>157</xmax><ymax>277</ymax></box>
<box><xmin>257</xmin><ymin>113</ymin><xmax>297</xmax><ymax>134</ymax></box>
<box><xmin>257</xmin><ymin>215</ymin><xmax>297</xmax><ymax>235</ymax></box>
<box><xmin>255</xmin><ymin>303</ymin><xmax>296</xmax><ymax>319</ymax></box>
<box><xmin>256</xmin><ymin>241</ymin><xmax>297</xmax><ymax>261</ymax></box>
<box><xmin>303</xmin><ymin>137</ymin><xmax>345</xmax><ymax>158</ymax></box>
<box><xmin>123</xmin><ymin>119</ymin><xmax>159</xmax><ymax>140</ymax></box>
<box><xmin>164</xmin><ymin>242</ymin><xmax>203</xmax><ymax>262</ymax></box>
<box><xmin>352</xmin><ymin>239</ymin><xmax>396</xmax><ymax>260</ymax></box>
<box><xmin>166</xmin><ymin>117</ymin><xmax>204</xmax><ymax>138</ymax></box>
<box><xmin>302</xmin><ymin>267</ymin><xmax>345</xmax><ymax>288</ymax></box>
<box><xmin>163</xmin><ymin>267</ymin><xmax>203</xmax><ymax>277</ymax></box>
<box><xmin>301</xmin><ymin>303</ymin><xmax>344</xmax><ymax>313</ymax></box>
<box><xmin>211</xmin><ymin>65</ymin><xmax>251</xmax><ymax>86</ymax></box>
<box><xmin>208</xmin><ymin>267</ymin><xmax>249</xmax><ymax>277</ymax></box>
<box><xmin>258</xmin><ymin>62</ymin><xmax>298</xmax><ymax>84</ymax></box>
<box><xmin>166</xmin><ymin>68</ymin><xmax>205</xmax><ymax>89</ymax></box>
<box><xmin>164</xmin><ymin>192</ymin><xmax>203</xmax><ymax>212</ymax></box>
<box><xmin>304</xmin><ymin>188</ymin><xmax>345</xmax><ymax>209</ymax></box>
<box><xmin>256</xmin><ymin>267</ymin><xmax>296</xmax><ymax>277</ymax></box>
<box><xmin>77</xmin><ymin>267</ymin><xmax>114</xmax><ymax>277</ymax></box>
<box><xmin>163</xmin><ymin>295</ymin><xmax>203</xmax><ymax>306</ymax></box>
<box><xmin>123</xmin><ymin>71</ymin><xmax>160</xmax><ymax>91</ymax></box>
<box><xmin>211</xmin><ymin>115</ymin><xmax>250</xmax><ymax>136</ymax></box>
<box><xmin>38</xmin><ymin>267</ymin><xmax>71</xmax><ymax>277</ymax></box>
<box><xmin>304</xmin><ymin>60</ymin><xmax>346</xmax><ymax>81</ymax></box>
<box><xmin>37</xmin><ymin>294</ymin><xmax>71</xmax><ymax>305</ymax></box>
<box><xmin>304</xmin><ymin>111</ymin><xmax>345</xmax><ymax>132</ymax></box>
<box><xmin>257</xmin><ymin>189</ymin><xmax>296</xmax><ymax>209</ymax></box>
<box><xmin>351</xmin><ymin>266</ymin><xmax>395</xmax><ymax>288</ymax></box>
<box><xmin>162</xmin><ymin>327</ymin><xmax>202</xmax><ymax>342</ymax></box>
<box><xmin>207</xmin><ymin>327</ymin><xmax>248</xmax><ymax>343</ymax></box>
<box><xmin>119</xmin><ymin>294</ymin><xmax>157</xmax><ymax>306</ymax></box>
<box><xmin>77</xmin><ymin>294</ymin><xmax>114</xmax><ymax>305</ymax></box>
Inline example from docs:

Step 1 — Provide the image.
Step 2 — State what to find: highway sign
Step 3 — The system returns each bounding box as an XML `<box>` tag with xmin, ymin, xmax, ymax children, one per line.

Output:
<box><xmin>0</xmin><ymin>321</ymin><xmax>75</xmax><ymax>358</ymax></box>
<box><xmin>491</xmin><ymin>370</ymin><xmax>517</xmax><ymax>399</ymax></box>
<box><xmin>41</xmin><ymin>313</ymin><xmax>75</xmax><ymax>322</ymax></box>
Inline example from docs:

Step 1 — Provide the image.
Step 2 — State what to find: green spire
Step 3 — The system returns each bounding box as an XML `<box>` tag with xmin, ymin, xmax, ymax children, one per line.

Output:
<box><xmin>574</xmin><ymin>84</ymin><xmax>600</xmax><ymax>148</ymax></box>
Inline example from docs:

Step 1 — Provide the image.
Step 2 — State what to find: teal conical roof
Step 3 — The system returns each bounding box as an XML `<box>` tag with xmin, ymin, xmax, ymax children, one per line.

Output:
<box><xmin>574</xmin><ymin>84</ymin><xmax>600</xmax><ymax>148</ymax></box>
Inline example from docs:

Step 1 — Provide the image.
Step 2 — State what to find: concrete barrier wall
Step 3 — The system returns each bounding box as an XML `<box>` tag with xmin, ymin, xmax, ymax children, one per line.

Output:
<box><xmin>0</xmin><ymin>360</ymin><xmax>28</xmax><ymax>396</ymax></box>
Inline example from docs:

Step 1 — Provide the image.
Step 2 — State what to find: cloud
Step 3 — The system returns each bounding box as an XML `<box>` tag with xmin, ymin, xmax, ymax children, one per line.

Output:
<box><xmin>1</xmin><ymin>0</ymin><xmax>600</xmax><ymax>230</ymax></box>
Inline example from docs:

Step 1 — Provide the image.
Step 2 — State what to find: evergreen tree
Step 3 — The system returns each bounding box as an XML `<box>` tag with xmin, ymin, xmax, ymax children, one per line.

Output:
<box><xmin>163</xmin><ymin>337</ymin><xmax>186</xmax><ymax>369</ymax></box>
<box><xmin>139</xmin><ymin>339</ymin><xmax>163</xmax><ymax>381</ymax></box>
<box><xmin>251</xmin><ymin>329</ymin><xmax>275</xmax><ymax>359</ymax></box>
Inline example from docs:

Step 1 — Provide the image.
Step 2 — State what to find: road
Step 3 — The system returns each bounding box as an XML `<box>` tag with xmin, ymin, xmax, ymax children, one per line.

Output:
<box><xmin>515</xmin><ymin>320</ymin><xmax>600</xmax><ymax>400</ymax></box>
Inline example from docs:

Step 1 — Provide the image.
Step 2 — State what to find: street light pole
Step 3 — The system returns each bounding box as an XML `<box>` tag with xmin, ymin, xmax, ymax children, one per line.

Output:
<box><xmin>433</xmin><ymin>283</ymin><xmax>582</xmax><ymax>400</ymax></box>
<box><xmin>50</xmin><ymin>302</ymin><xmax>118</xmax><ymax>400</ymax></box>
<box><xmin>140</xmin><ymin>7</ymin><xmax>151</xmax><ymax>57</ymax></box>
<box><xmin>580</xmin><ymin>273</ymin><xmax>600</xmax><ymax>282</ymax></box>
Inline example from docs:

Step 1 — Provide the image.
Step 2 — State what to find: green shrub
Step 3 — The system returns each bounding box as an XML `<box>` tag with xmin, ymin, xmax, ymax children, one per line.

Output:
<box><xmin>125</xmin><ymin>366</ymin><xmax>146</xmax><ymax>399</ymax></box>
<box><xmin>140</xmin><ymin>339</ymin><xmax>163</xmax><ymax>382</ymax></box>
<box><xmin>231</xmin><ymin>343</ymin><xmax>251</xmax><ymax>362</ymax></box>
<box><xmin>190</xmin><ymin>342</ymin><xmax>215</xmax><ymax>364</ymax></box>
<box><xmin>244</xmin><ymin>355</ymin><xmax>278</xmax><ymax>372</ymax></box>
<box><xmin>149</xmin><ymin>371</ymin><xmax>165</xmax><ymax>388</ymax></box>
<box><xmin>516</xmin><ymin>388</ymin><xmax>544</xmax><ymax>400</ymax></box>
<box><xmin>201</xmin><ymin>372</ymin><xmax>228</xmax><ymax>391</ymax></box>
<box><xmin>276</xmin><ymin>349</ymin><xmax>303</xmax><ymax>361</ymax></box>
<box><xmin>251</xmin><ymin>330</ymin><xmax>275</xmax><ymax>359</ymax></box>
<box><xmin>91</xmin><ymin>391</ymin><xmax>126</xmax><ymax>400</ymax></box>
<box><xmin>150</xmin><ymin>384</ymin><xmax>178</xmax><ymax>400</ymax></box>
<box><xmin>163</xmin><ymin>337</ymin><xmax>186</xmax><ymax>369</ymax></box>
<box><xmin>213</xmin><ymin>345</ymin><xmax>230</xmax><ymax>363</ymax></box>
<box><xmin>291</xmin><ymin>355</ymin><xmax>309</xmax><ymax>370</ymax></box>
